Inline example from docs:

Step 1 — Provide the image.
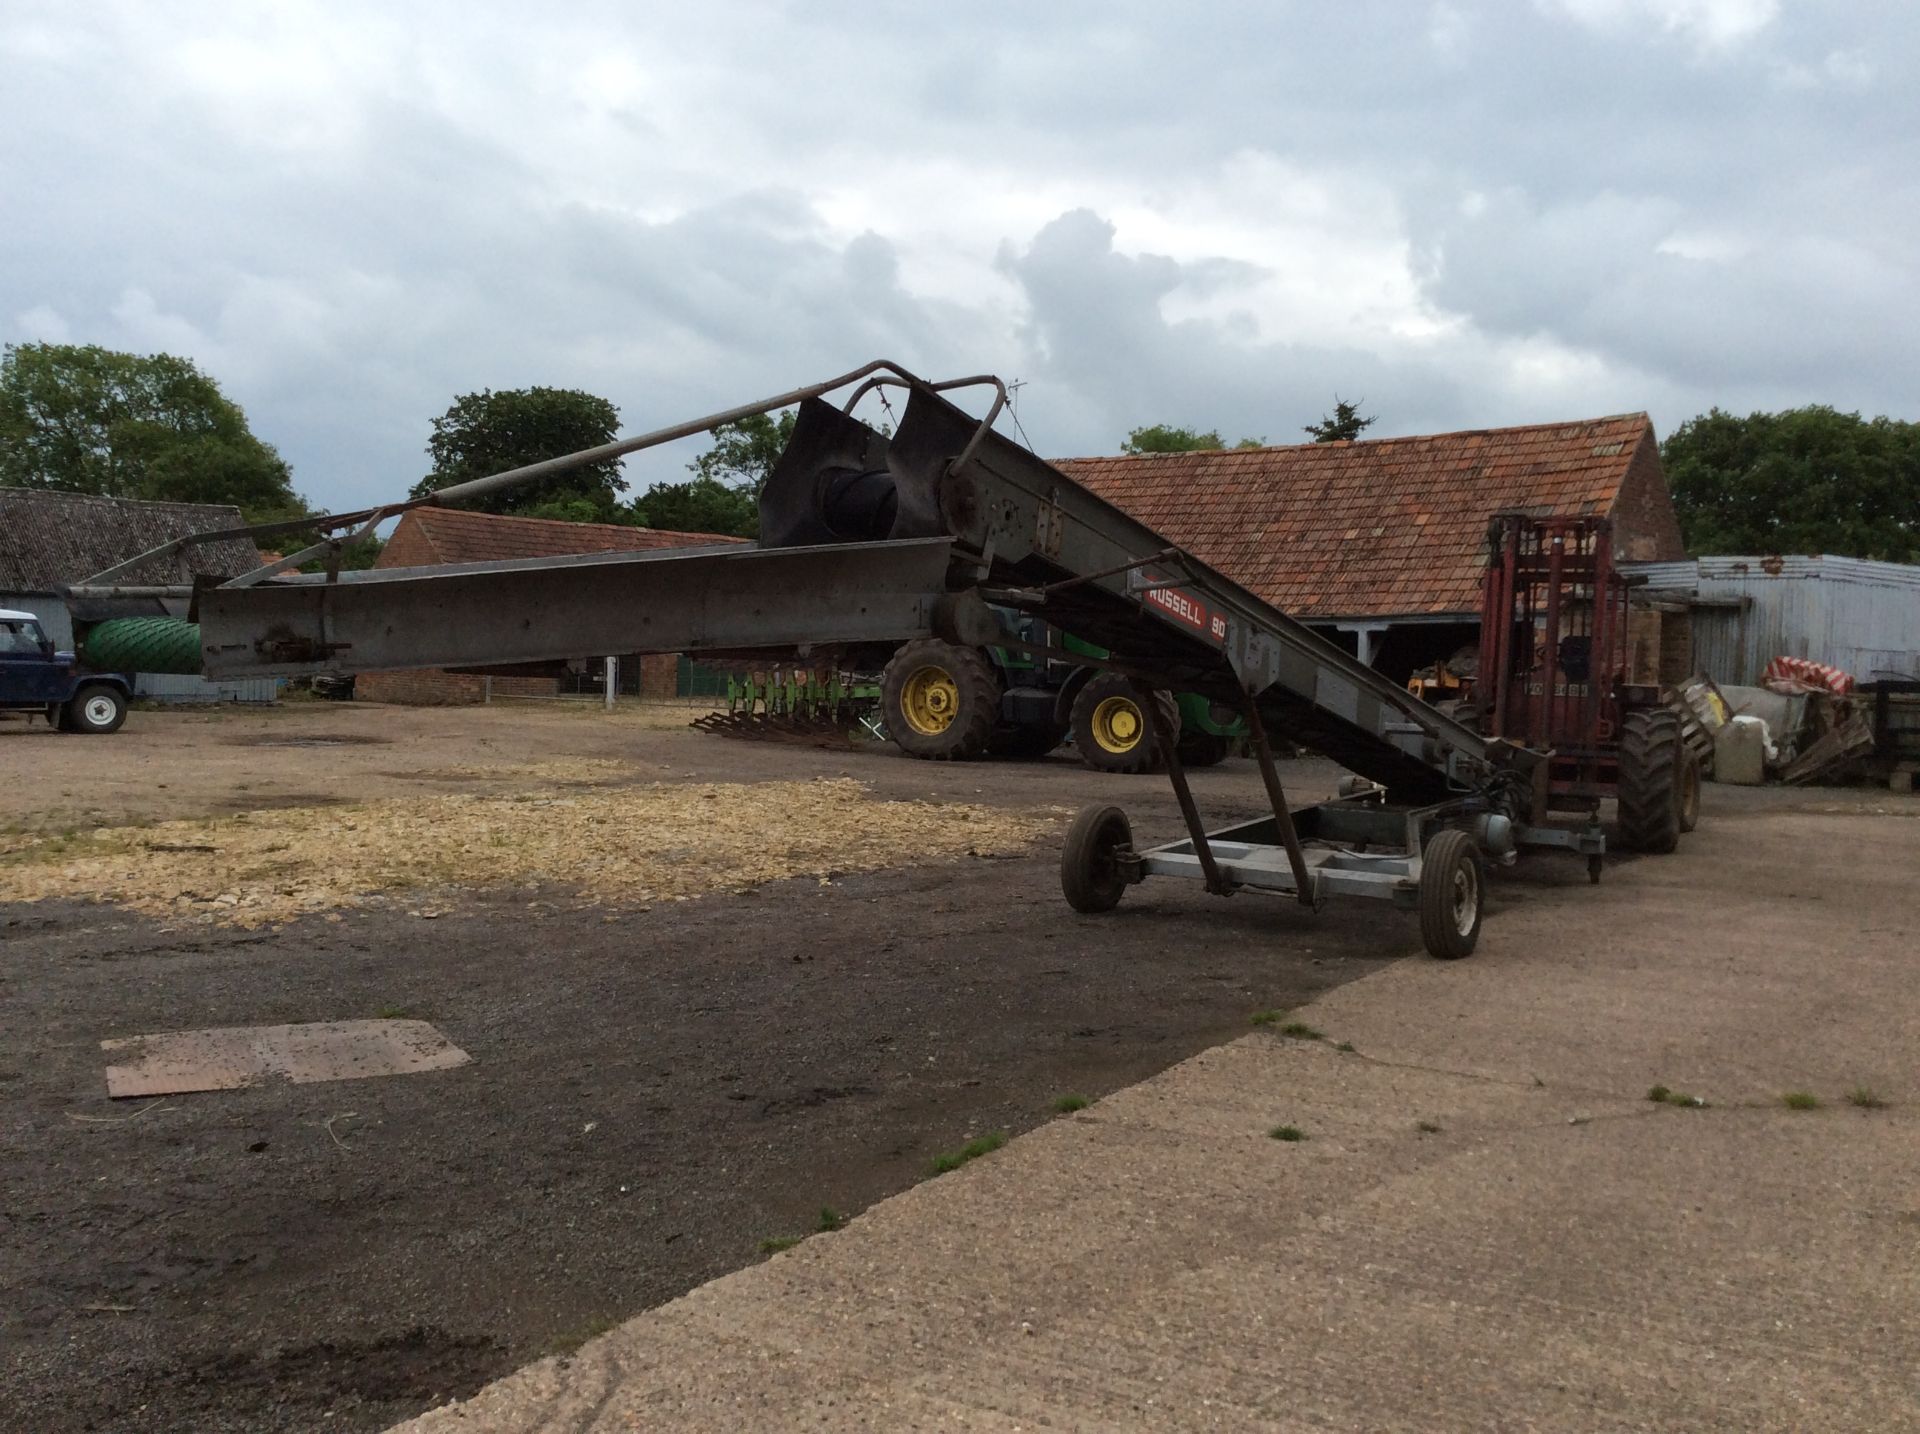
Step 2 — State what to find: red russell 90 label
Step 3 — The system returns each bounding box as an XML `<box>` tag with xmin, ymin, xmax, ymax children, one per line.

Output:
<box><xmin>1138</xmin><ymin>572</ymin><xmax>1229</xmax><ymax>643</ymax></box>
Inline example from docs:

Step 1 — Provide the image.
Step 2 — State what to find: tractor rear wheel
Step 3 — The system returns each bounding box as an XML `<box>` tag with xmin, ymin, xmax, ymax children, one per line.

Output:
<box><xmin>881</xmin><ymin>639</ymin><xmax>1000</xmax><ymax>760</ymax></box>
<box><xmin>1617</xmin><ymin>709</ymin><xmax>1683</xmax><ymax>853</ymax></box>
<box><xmin>1061</xmin><ymin>803</ymin><xmax>1133</xmax><ymax>913</ymax></box>
<box><xmin>1677</xmin><ymin>752</ymin><xmax>1702</xmax><ymax>833</ymax></box>
<box><xmin>1418</xmin><ymin>828</ymin><xmax>1484</xmax><ymax>959</ymax></box>
<box><xmin>1071</xmin><ymin>674</ymin><xmax>1169</xmax><ymax>774</ymax></box>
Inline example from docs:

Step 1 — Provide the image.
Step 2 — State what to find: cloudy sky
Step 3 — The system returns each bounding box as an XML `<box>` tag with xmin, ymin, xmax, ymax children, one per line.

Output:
<box><xmin>3</xmin><ymin>0</ymin><xmax>1915</xmax><ymax>514</ymax></box>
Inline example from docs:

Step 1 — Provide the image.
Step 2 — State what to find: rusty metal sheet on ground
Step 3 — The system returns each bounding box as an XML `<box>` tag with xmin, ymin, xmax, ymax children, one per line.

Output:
<box><xmin>101</xmin><ymin>1020</ymin><xmax>471</xmax><ymax>1098</ymax></box>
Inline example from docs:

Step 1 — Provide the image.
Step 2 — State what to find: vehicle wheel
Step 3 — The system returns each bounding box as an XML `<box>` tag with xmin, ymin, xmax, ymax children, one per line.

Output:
<box><xmin>988</xmin><ymin>723</ymin><xmax>1065</xmax><ymax>760</ymax></box>
<box><xmin>1061</xmin><ymin>803</ymin><xmax>1133</xmax><ymax>913</ymax></box>
<box><xmin>1418</xmin><ymin>829</ymin><xmax>1484</xmax><ymax>959</ymax></box>
<box><xmin>1177</xmin><ymin>732</ymin><xmax>1232</xmax><ymax>767</ymax></box>
<box><xmin>1071</xmin><ymin>674</ymin><xmax>1167</xmax><ymax>775</ymax></box>
<box><xmin>880</xmin><ymin>639</ymin><xmax>1001</xmax><ymax>760</ymax></box>
<box><xmin>1677</xmin><ymin>752</ymin><xmax>1701</xmax><ymax>834</ymax></box>
<box><xmin>64</xmin><ymin>684</ymin><xmax>127</xmax><ymax>735</ymax></box>
<box><xmin>1616</xmin><ymin>709</ymin><xmax>1682</xmax><ymax>853</ymax></box>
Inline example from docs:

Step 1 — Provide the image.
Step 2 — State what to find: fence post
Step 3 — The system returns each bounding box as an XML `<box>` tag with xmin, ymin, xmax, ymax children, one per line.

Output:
<box><xmin>604</xmin><ymin>656</ymin><xmax>618</xmax><ymax>710</ymax></box>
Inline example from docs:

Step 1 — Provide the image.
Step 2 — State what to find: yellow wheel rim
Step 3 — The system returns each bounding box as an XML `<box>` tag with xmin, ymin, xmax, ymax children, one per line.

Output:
<box><xmin>900</xmin><ymin>665</ymin><xmax>961</xmax><ymax>736</ymax></box>
<box><xmin>1090</xmin><ymin>695</ymin><xmax>1145</xmax><ymax>754</ymax></box>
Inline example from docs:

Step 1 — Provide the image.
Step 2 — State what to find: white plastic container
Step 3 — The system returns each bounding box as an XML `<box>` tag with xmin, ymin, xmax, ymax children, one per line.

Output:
<box><xmin>1714</xmin><ymin>715</ymin><xmax>1769</xmax><ymax>785</ymax></box>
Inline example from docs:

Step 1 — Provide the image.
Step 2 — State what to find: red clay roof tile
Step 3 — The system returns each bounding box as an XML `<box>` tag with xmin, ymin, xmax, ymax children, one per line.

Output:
<box><xmin>1055</xmin><ymin>414</ymin><xmax>1655</xmax><ymax>619</ymax></box>
<box><xmin>379</xmin><ymin>507</ymin><xmax>745</xmax><ymax>569</ymax></box>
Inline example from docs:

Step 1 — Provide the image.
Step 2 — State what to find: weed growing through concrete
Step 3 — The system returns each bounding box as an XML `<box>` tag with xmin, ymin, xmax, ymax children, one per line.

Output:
<box><xmin>1847</xmin><ymin>1087</ymin><xmax>1888</xmax><ymax>1109</ymax></box>
<box><xmin>930</xmin><ymin>1130</ymin><xmax>1008</xmax><ymax>1175</ymax></box>
<box><xmin>1269</xmin><ymin>1125</ymin><xmax>1307</xmax><ymax>1142</ymax></box>
<box><xmin>1052</xmin><ymin>1094</ymin><xmax>1090</xmax><ymax>1114</ymax></box>
<box><xmin>815</xmin><ymin>1206</ymin><xmax>844</xmax><ymax>1232</ymax></box>
<box><xmin>1333</xmin><ymin>1041</ymin><xmax>1356</xmax><ymax>1053</ymax></box>
<box><xmin>758</xmin><ymin>1235</ymin><xmax>803</xmax><ymax>1254</ymax></box>
<box><xmin>1415</xmin><ymin>1120</ymin><xmax>1443</xmax><ymax>1134</ymax></box>
<box><xmin>1780</xmin><ymin>1091</ymin><xmax>1821</xmax><ymax>1111</ymax></box>
<box><xmin>1647</xmin><ymin>1085</ymin><xmax>1707</xmax><ymax>1108</ymax></box>
<box><xmin>1278</xmin><ymin>1022</ymin><xmax>1324</xmax><ymax>1041</ymax></box>
<box><xmin>1250</xmin><ymin>1010</ymin><xmax>1282</xmax><ymax>1026</ymax></box>
<box><xmin>375</xmin><ymin>1005</ymin><xmax>417</xmax><ymax>1020</ymax></box>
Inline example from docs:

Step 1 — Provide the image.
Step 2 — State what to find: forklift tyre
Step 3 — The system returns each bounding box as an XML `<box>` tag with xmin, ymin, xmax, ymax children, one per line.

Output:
<box><xmin>1419</xmin><ymin>829</ymin><xmax>1484</xmax><ymax>960</ymax></box>
<box><xmin>1061</xmin><ymin>803</ymin><xmax>1134</xmax><ymax>914</ymax></box>
<box><xmin>1677</xmin><ymin>752</ymin><xmax>1701</xmax><ymax>834</ymax></box>
<box><xmin>1616</xmin><ymin>709</ymin><xmax>1682</xmax><ymax>854</ymax></box>
<box><xmin>880</xmin><ymin>639</ymin><xmax>1000</xmax><ymax>761</ymax></box>
<box><xmin>64</xmin><ymin>684</ymin><xmax>127</xmax><ymax>736</ymax></box>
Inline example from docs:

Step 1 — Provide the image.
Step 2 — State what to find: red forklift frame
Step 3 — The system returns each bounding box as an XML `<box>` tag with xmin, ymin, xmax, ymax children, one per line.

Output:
<box><xmin>1478</xmin><ymin>512</ymin><xmax>1664</xmax><ymax>812</ymax></box>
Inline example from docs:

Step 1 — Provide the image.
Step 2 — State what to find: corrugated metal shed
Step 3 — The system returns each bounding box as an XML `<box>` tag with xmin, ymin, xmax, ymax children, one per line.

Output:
<box><xmin>1624</xmin><ymin>555</ymin><xmax>1920</xmax><ymax>686</ymax></box>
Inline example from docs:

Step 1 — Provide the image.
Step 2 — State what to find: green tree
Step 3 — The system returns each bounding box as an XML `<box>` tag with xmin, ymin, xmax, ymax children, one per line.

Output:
<box><xmin>411</xmin><ymin>386</ymin><xmax>624</xmax><ymax>517</ymax></box>
<box><xmin>1661</xmin><ymin>406</ymin><xmax>1920</xmax><ymax>561</ymax></box>
<box><xmin>687</xmin><ymin>410</ymin><xmax>796</xmax><ymax>497</ymax></box>
<box><xmin>629</xmin><ymin>476</ymin><xmax>757</xmax><ymax>538</ymax></box>
<box><xmin>0</xmin><ymin>342</ymin><xmax>303</xmax><ymax>520</ymax></box>
<box><xmin>1121</xmin><ymin>424</ymin><xmax>1263</xmax><ymax>454</ymax></box>
<box><xmin>1303</xmin><ymin>397</ymin><xmax>1375</xmax><ymax>443</ymax></box>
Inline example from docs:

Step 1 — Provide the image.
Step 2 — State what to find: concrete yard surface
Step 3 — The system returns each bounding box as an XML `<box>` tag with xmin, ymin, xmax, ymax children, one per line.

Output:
<box><xmin>395</xmin><ymin>789</ymin><xmax>1920</xmax><ymax>1432</ymax></box>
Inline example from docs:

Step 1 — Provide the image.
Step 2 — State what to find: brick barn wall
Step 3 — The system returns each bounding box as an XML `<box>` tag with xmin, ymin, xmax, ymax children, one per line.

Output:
<box><xmin>1613</xmin><ymin>433</ymin><xmax>1688</xmax><ymax>562</ymax></box>
<box><xmin>639</xmin><ymin>654</ymin><xmax>679</xmax><ymax>699</ymax></box>
<box><xmin>373</xmin><ymin>516</ymin><xmax>441</xmax><ymax>569</ymax></box>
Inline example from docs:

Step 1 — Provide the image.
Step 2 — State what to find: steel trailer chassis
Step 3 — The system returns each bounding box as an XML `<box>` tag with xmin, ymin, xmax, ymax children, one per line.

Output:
<box><xmin>1060</xmin><ymin>693</ymin><xmax>1606</xmax><ymax>960</ymax></box>
<box><xmin>83</xmin><ymin>359</ymin><xmax>1608</xmax><ymax>960</ymax></box>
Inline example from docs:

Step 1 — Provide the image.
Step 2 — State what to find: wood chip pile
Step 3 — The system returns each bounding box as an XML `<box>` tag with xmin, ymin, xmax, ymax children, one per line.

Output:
<box><xmin>0</xmin><ymin>775</ymin><xmax>1064</xmax><ymax>927</ymax></box>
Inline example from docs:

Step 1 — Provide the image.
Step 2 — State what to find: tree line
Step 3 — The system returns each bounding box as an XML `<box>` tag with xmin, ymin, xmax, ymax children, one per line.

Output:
<box><xmin>3</xmin><ymin>341</ymin><xmax>1916</xmax><ymax>562</ymax></box>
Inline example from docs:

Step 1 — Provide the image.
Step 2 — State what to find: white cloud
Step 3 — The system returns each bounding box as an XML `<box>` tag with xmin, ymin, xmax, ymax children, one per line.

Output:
<box><xmin>1538</xmin><ymin>0</ymin><xmax>1781</xmax><ymax>49</ymax></box>
<box><xmin>1</xmin><ymin>0</ymin><xmax>1915</xmax><ymax>512</ymax></box>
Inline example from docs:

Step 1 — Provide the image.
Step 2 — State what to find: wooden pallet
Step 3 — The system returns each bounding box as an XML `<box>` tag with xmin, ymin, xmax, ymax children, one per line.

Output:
<box><xmin>1666</xmin><ymin>673</ymin><xmax>1727</xmax><ymax>775</ymax></box>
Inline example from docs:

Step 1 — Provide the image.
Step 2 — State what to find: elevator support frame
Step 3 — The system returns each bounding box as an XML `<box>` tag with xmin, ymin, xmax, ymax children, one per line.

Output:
<box><xmin>161</xmin><ymin>359</ymin><xmax>1607</xmax><ymax>958</ymax></box>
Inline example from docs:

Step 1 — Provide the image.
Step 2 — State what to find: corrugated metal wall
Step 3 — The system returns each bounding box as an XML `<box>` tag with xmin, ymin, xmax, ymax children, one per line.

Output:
<box><xmin>134</xmin><ymin>673</ymin><xmax>279</xmax><ymax>705</ymax></box>
<box><xmin>1623</xmin><ymin>557</ymin><xmax>1920</xmax><ymax>686</ymax></box>
<box><xmin>1</xmin><ymin>590</ymin><xmax>276</xmax><ymax>704</ymax></box>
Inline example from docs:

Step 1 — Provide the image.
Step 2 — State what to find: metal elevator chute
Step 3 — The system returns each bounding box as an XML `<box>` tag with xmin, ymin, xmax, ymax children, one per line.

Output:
<box><xmin>193</xmin><ymin>362</ymin><xmax>1519</xmax><ymax>806</ymax></box>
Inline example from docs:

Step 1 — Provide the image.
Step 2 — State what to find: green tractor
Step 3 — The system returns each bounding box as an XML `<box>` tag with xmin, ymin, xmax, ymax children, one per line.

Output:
<box><xmin>879</xmin><ymin>615</ymin><xmax>1241</xmax><ymax>772</ymax></box>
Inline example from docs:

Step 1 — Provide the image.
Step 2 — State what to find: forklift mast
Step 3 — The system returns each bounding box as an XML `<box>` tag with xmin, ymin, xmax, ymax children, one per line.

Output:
<box><xmin>1477</xmin><ymin>513</ymin><xmax>1660</xmax><ymax>805</ymax></box>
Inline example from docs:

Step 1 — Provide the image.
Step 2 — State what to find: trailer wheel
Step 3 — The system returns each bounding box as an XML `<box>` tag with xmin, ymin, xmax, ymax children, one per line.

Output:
<box><xmin>64</xmin><ymin>684</ymin><xmax>127</xmax><ymax>735</ymax></box>
<box><xmin>1677</xmin><ymin>752</ymin><xmax>1701</xmax><ymax>834</ymax></box>
<box><xmin>1419</xmin><ymin>829</ymin><xmax>1483</xmax><ymax>960</ymax></box>
<box><xmin>880</xmin><ymin>639</ymin><xmax>1000</xmax><ymax>760</ymax></box>
<box><xmin>1616</xmin><ymin>709</ymin><xmax>1682</xmax><ymax>853</ymax></box>
<box><xmin>1061</xmin><ymin>803</ymin><xmax>1133</xmax><ymax>913</ymax></box>
<box><xmin>1071</xmin><ymin>674</ymin><xmax>1167</xmax><ymax>774</ymax></box>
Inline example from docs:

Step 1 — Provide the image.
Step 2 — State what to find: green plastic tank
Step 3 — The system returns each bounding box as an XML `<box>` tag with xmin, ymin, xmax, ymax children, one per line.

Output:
<box><xmin>76</xmin><ymin>617</ymin><xmax>203</xmax><ymax>676</ymax></box>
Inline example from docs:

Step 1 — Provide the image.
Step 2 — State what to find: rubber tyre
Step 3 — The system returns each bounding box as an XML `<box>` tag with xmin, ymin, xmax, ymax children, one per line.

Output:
<box><xmin>1071</xmin><ymin>674</ymin><xmax>1166</xmax><ymax>775</ymax></box>
<box><xmin>1177</xmin><ymin>732</ymin><xmax>1233</xmax><ymax>767</ymax></box>
<box><xmin>1061</xmin><ymin>803</ymin><xmax>1133</xmax><ymax>913</ymax></box>
<box><xmin>1677</xmin><ymin>752</ymin><xmax>1701</xmax><ymax>834</ymax></box>
<box><xmin>1418</xmin><ymin>828</ymin><xmax>1484</xmax><ymax>960</ymax></box>
<box><xmin>880</xmin><ymin>639</ymin><xmax>1000</xmax><ymax>761</ymax></box>
<box><xmin>988</xmin><ymin>723</ymin><xmax>1065</xmax><ymax>760</ymax></box>
<box><xmin>64</xmin><ymin>684</ymin><xmax>127</xmax><ymax>735</ymax></box>
<box><xmin>1616</xmin><ymin>709</ymin><xmax>1682</xmax><ymax>854</ymax></box>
